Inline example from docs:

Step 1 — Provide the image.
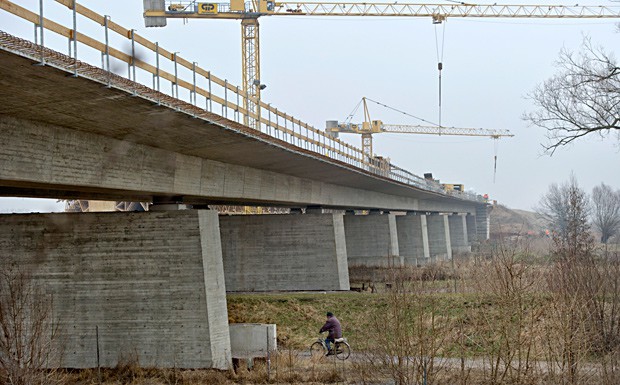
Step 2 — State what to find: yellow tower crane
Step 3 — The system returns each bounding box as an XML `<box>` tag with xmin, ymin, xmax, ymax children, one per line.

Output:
<box><xmin>326</xmin><ymin>97</ymin><xmax>514</xmax><ymax>157</ymax></box>
<box><xmin>142</xmin><ymin>2</ymin><xmax>620</xmax><ymax>130</ymax></box>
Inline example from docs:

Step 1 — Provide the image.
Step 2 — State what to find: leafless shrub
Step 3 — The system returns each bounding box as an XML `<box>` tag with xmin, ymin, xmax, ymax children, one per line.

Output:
<box><xmin>546</xmin><ymin>251</ymin><xmax>620</xmax><ymax>384</ymax></box>
<box><xmin>468</xmin><ymin>237</ymin><xmax>544</xmax><ymax>384</ymax></box>
<box><xmin>0</xmin><ymin>264</ymin><xmax>63</xmax><ymax>385</ymax></box>
<box><xmin>364</xmin><ymin>267</ymin><xmax>452</xmax><ymax>385</ymax></box>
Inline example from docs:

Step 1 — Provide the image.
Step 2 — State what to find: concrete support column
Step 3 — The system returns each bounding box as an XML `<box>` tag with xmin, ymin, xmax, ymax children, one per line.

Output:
<box><xmin>343</xmin><ymin>213</ymin><xmax>401</xmax><ymax>267</ymax></box>
<box><xmin>396</xmin><ymin>213</ymin><xmax>431</xmax><ymax>266</ymax></box>
<box><xmin>462</xmin><ymin>214</ymin><xmax>469</xmax><ymax>246</ymax></box>
<box><xmin>475</xmin><ymin>205</ymin><xmax>491</xmax><ymax>241</ymax></box>
<box><xmin>448</xmin><ymin>214</ymin><xmax>471</xmax><ymax>254</ymax></box>
<box><xmin>219</xmin><ymin>213</ymin><xmax>349</xmax><ymax>291</ymax></box>
<box><xmin>426</xmin><ymin>214</ymin><xmax>450</xmax><ymax>262</ymax></box>
<box><xmin>443</xmin><ymin>215</ymin><xmax>453</xmax><ymax>260</ymax></box>
<box><xmin>420</xmin><ymin>215</ymin><xmax>431</xmax><ymax>261</ymax></box>
<box><xmin>0</xmin><ymin>210</ymin><xmax>231</xmax><ymax>369</ymax></box>
<box><xmin>466</xmin><ymin>214</ymin><xmax>477</xmax><ymax>244</ymax></box>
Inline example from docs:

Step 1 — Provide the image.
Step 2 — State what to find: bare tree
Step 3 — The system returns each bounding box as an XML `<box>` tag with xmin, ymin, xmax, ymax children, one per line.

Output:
<box><xmin>538</xmin><ymin>174</ymin><xmax>593</xmax><ymax>257</ymax></box>
<box><xmin>0</xmin><ymin>264</ymin><xmax>62</xmax><ymax>385</ymax></box>
<box><xmin>525</xmin><ymin>37</ymin><xmax>619</xmax><ymax>154</ymax></box>
<box><xmin>592</xmin><ymin>183</ymin><xmax>620</xmax><ymax>244</ymax></box>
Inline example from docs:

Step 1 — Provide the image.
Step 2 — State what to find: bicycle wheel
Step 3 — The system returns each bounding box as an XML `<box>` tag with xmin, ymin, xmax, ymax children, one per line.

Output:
<box><xmin>335</xmin><ymin>342</ymin><xmax>351</xmax><ymax>360</ymax></box>
<box><xmin>310</xmin><ymin>341</ymin><xmax>326</xmax><ymax>359</ymax></box>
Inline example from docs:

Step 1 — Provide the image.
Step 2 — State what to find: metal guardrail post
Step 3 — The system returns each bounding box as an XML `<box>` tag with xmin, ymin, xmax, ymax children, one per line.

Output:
<box><xmin>245</xmin><ymin>88</ymin><xmax>250</xmax><ymax>128</ymax></box>
<box><xmin>224</xmin><ymin>79</ymin><xmax>228</xmax><ymax>118</ymax></box>
<box><xmin>207</xmin><ymin>71</ymin><xmax>212</xmax><ymax>112</ymax></box>
<box><xmin>267</xmin><ymin>105</ymin><xmax>271</xmax><ymax>136</ymax></box>
<box><xmin>130</xmin><ymin>30</ymin><xmax>136</xmax><ymax>94</ymax></box>
<box><xmin>173</xmin><ymin>52</ymin><xmax>179</xmax><ymax>99</ymax></box>
<box><xmin>71</xmin><ymin>0</ymin><xmax>78</xmax><ymax>72</ymax></box>
<box><xmin>104</xmin><ymin>15</ymin><xmax>110</xmax><ymax>87</ymax></box>
<box><xmin>236</xmin><ymin>86</ymin><xmax>240</xmax><ymax>122</ymax></box>
<box><xmin>311</xmin><ymin>128</ymin><xmax>315</xmax><ymax>152</ymax></box>
<box><xmin>192</xmin><ymin>62</ymin><xmax>197</xmax><ymax>105</ymax></box>
<box><xmin>38</xmin><ymin>0</ymin><xmax>44</xmax><ymax>65</ymax></box>
<box><xmin>155</xmin><ymin>42</ymin><xmax>160</xmax><ymax>104</ymax></box>
<box><xmin>275</xmin><ymin>108</ymin><xmax>279</xmax><ymax>140</ymax></box>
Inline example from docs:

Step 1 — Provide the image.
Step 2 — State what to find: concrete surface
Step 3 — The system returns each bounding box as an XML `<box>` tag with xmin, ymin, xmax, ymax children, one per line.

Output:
<box><xmin>220</xmin><ymin>213</ymin><xmax>350</xmax><ymax>291</ymax></box>
<box><xmin>476</xmin><ymin>205</ymin><xmax>490</xmax><ymax>241</ymax></box>
<box><xmin>396</xmin><ymin>213</ymin><xmax>431</xmax><ymax>266</ymax></box>
<box><xmin>229</xmin><ymin>324</ymin><xmax>277</xmax><ymax>359</ymax></box>
<box><xmin>466</xmin><ymin>214</ymin><xmax>477</xmax><ymax>244</ymax></box>
<box><xmin>448</xmin><ymin>214</ymin><xmax>471</xmax><ymax>254</ymax></box>
<box><xmin>426</xmin><ymin>214</ymin><xmax>450</xmax><ymax>262</ymax></box>
<box><xmin>0</xmin><ymin>210</ymin><xmax>231</xmax><ymax>369</ymax></box>
<box><xmin>343</xmin><ymin>213</ymin><xmax>401</xmax><ymax>267</ymax></box>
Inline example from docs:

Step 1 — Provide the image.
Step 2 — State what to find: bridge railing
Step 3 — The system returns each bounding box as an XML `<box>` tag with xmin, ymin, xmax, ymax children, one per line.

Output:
<box><xmin>0</xmin><ymin>0</ymin><xmax>485</xmax><ymax>203</ymax></box>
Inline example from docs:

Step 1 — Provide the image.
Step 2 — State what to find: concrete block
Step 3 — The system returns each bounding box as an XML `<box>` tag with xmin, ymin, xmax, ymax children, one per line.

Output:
<box><xmin>426</xmin><ymin>214</ymin><xmax>449</xmax><ymax>261</ymax></box>
<box><xmin>466</xmin><ymin>214</ymin><xmax>477</xmax><ymax>244</ymax></box>
<box><xmin>0</xmin><ymin>210</ymin><xmax>231</xmax><ymax>369</ymax></box>
<box><xmin>475</xmin><ymin>205</ymin><xmax>490</xmax><ymax>241</ymax></box>
<box><xmin>344</xmin><ymin>214</ymin><xmax>401</xmax><ymax>267</ymax></box>
<box><xmin>220</xmin><ymin>213</ymin><xmax>350</xmax><ymax>291</ymax></box>
<box><xmin>396</xmin><ymin>214</ymin><xmax>430</xmax><ymax>266</ymax></box>
<box><xmin>448</xmin><ymin>214</ymin><xmax>471</xmax><ymax>254</ymax></box>
<box><xmin>229</xmin><ymin>324</ymin><xmax>277</xmax><ymax>359</ymax></box>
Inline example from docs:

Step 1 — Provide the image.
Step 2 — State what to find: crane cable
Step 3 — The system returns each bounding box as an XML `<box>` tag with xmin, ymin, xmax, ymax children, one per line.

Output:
<box><xmin>493</xmin><ymin>138</ymin><xmax>499</xmax><ymax>183</ymax></box>
<box><xmin>344</xmin><ymin>98</ymin><xmax>363</xmax><ymax>124</ymax></box>
<box><xmin>434</xmin><ymin>20</ymin><xmax>446</xmax><ymax>129</ymax></box>
<box><xmin>365</xmin><ymin>97</ymin><xmax>439</xmax><ymax>126</ymax></box>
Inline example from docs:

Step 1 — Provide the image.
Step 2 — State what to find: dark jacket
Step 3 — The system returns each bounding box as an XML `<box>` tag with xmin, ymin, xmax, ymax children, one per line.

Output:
<box><xmin>320</xmin><ymin>315</ymin><xmax>342</xmax><ymax>340</ymax></box>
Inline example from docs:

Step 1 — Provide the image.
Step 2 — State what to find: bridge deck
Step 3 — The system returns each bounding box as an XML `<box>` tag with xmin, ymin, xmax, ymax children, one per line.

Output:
<box><xmin>0</xmin><ymin>35</ymin><xmax>475</xmax><ymax>209</ymax></box>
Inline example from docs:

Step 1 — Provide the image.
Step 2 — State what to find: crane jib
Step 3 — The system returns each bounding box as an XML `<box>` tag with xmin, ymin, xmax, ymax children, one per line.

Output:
<box><xmin>148</xmin><ymin>2</ymin><xmax>620</xmax><ymax>19</ymax></box>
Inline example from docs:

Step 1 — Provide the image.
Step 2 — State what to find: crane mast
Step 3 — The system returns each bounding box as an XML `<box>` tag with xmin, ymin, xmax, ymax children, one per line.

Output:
<box><xmin>142</xmin><ymin>2</ymin><xmax>620</xmax><ymax>131</ymax></box>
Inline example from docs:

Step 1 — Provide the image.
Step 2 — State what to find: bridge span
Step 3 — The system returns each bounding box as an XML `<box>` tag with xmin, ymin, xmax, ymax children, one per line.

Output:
<box><xmin>0</xmin><ymin>1</ymin><xmax>489</xmax><ymax>371</ymax></box>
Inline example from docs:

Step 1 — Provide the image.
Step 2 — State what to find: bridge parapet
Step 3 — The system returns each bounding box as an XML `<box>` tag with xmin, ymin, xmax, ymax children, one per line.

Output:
<box><xmin>0</xmin><ymin>0</ymin><xmax>485</xmax><ymax>203</ymax></box>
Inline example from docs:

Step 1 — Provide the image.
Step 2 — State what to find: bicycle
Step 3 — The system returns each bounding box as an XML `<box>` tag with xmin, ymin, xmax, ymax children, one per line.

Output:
<box><xmin>309</xmin><ymin>336</ymin><xmax>351</xmax><ymax>360</ymax></box>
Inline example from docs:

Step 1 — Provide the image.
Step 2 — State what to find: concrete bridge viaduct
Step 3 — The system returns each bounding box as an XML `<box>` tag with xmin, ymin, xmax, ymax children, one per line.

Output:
<box><xmin>0</xmin><ymin>9</ymin><xmax>489</xmax><ymax>370</ymax></box>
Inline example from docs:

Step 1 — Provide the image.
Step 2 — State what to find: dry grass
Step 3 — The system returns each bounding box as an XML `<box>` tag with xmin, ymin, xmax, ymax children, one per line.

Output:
<box><xmin>59</xmin><ymin>352</ymin><xmax>349</xmax><ymax>385</ymax></box>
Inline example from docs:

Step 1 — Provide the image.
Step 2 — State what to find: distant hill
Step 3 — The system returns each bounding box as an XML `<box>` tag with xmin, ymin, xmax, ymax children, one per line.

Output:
<box><xmin>490</xmin><ymin>204</ymin><xmax>547</xmax><ymax>237</ymax></box>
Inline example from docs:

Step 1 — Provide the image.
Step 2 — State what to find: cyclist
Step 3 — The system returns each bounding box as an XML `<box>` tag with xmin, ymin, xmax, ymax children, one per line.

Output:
<box><xmin>319</xmin><ymin>311</ymin><xmax>342</xmax><ymax>355</ymax></box>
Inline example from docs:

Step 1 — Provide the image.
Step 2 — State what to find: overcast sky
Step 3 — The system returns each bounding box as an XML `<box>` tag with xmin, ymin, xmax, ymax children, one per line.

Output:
<box><xmin>1</xmin><ymin>0</ymin><xmax>619</xmax><ymax>212</ymax></box>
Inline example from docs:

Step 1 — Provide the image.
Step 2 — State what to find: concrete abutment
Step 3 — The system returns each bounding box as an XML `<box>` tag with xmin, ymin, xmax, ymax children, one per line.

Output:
<box><xmin>0</xmin><ymin>210</ymin><xmax>231</xmax><ymax>369</ymax></box>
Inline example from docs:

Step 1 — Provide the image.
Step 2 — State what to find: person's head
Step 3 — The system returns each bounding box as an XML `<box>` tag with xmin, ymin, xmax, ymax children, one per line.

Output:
<box><xmin>326</xmin><ymin>312</ymin><xmax>334</xmax><ymax>318</ymax></box>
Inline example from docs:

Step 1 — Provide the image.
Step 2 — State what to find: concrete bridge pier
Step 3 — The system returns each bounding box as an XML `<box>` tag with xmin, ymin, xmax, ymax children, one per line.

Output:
<box><xmin>219</xmin><ymin>213</ymin><xmax>350</xmax><ymax>291</ymax></box>
<box><xmin>475</xmin><ymin>205</ymin><xmax>491</xmax><ymax>242</ymax></box>
<box><xmin>426</xmin><ymin>213</ymin><xmax>452</xmax><ymax>262</ymax></box>
<box><xmin>0</xmin><ymin>210</ymin><xmax>232</xmax><ymax>369</ymax></box>
<box><xmin>449</xmin><ymin>214</ymin><xmax>471</xmax><ymax>254</ymax></box>
<box><xmin>466</xmin><ymin>214</ymin><xmax>477</xmax><ymax>245</ymax></box>
<box><xmin>396</xmin><ymin>212</ymin><xmax>430</xmax><ymax>266</ymax></box>
<box><xmin>343</xmin><ymin>212</ymin><xmax>401</xmax><ymax>267</ymax></box>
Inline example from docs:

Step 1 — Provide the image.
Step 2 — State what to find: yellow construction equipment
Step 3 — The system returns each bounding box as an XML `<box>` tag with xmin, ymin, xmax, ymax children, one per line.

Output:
<box><xmin>325</xmin><ymin>97</ymin><xmax>514</xmax><ymax>156</ymax></box>
<box><xmin>142</xmin><ymin>2</ymin><xmax>620</xmax><ymax>130</ymax></box>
